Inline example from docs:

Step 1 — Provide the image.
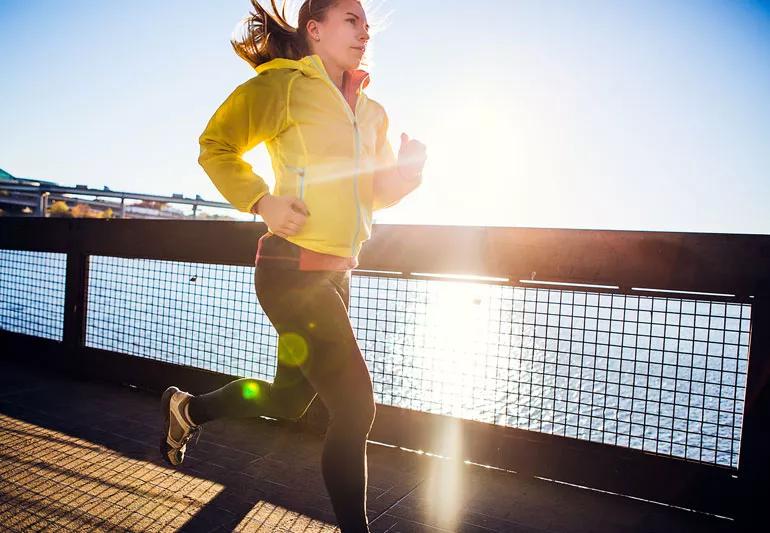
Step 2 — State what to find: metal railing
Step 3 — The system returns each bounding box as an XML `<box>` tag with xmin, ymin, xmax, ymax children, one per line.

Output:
<box><xmin>1</xmin><ymin>217</ymin><xmax>768</xmax><ymax>524</ymax></box>
<box><xmin>0</xmin><ymin>182</ymin><xmax>238</xmax><ymax>219</ymax></box>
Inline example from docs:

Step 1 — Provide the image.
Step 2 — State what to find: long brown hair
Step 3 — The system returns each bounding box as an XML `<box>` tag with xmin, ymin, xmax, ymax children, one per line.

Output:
<box><xmin>231</xmin><ymin>0</ymin><xmax>355</xmax><ymax>69</ymax></box>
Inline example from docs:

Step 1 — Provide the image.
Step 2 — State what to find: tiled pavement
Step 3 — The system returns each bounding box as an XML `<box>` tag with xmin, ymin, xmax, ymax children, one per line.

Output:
<box><xmin>0</xmin><ymin>358</ymin><xmax>736</xmax><ymax>532</ymax></box>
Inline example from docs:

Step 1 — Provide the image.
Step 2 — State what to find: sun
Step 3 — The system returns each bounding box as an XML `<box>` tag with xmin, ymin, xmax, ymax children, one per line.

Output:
<box><xmin>376</xmin><ymin>84</ymin><xmax>538</xmax><ymax>227</ymax></box>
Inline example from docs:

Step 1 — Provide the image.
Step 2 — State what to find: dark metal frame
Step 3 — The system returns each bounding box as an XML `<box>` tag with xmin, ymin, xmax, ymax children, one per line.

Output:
<box><xmin>2</xmin><ymin>217</ymin><xmax>769</xmax><ymax>523</ymax></box>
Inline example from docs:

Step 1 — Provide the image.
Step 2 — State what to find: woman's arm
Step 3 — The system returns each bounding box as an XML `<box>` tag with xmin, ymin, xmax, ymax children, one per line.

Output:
<box><xmin>373</xmin><ymin>166</ymin><xmax>422</xmax><ymax>211</ymax></box>
<box><xmin>198</xmin><ymin>75</ymin><xmax>287</xmax><ymax>213</ymax></box>
<box><xmin>372</xmin><ymin>111</ymin><xmax>426</xmax><ymax>211</ymax></box>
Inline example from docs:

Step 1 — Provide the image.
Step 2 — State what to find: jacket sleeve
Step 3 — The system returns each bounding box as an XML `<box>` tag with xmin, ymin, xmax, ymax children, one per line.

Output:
<box><xmin>198</xmin><ymin>74</ymin><xmax>287</xmax><ymax>213</ymax></box>
<box><xmin>371</xmin><ymin>108</ymin><xmax>401</xmax><ymax>212</ymax></box>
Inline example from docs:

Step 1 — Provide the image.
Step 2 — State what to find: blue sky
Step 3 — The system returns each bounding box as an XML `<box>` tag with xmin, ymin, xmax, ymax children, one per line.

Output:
<box><xmin>1</xmin><ymin>0</ymin><xmax>769</xmax><ymax>233</ymax></box>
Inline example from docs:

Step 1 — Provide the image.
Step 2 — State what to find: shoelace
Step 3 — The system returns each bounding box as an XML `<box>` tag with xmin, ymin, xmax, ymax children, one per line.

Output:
<box><xmin>181</xmin><ymin>424</ymin><xmax>203</xmax><ymax>448</ymax></box>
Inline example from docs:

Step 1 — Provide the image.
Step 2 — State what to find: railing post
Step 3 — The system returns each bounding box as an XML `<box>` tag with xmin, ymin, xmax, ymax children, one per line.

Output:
<box><xmin>62</xmin><ymin>250</ymin><xmax>89</xmax><ymax>377</ymax></box>
<box><xmin>39</xmin><ymin>192</ymin><xmax>49</xmax><ymax>217</ymax></box>
<box><xmin>737</xmin><ymin>281</ymin><xmax>770</xmax><ymax>526</ymax></box>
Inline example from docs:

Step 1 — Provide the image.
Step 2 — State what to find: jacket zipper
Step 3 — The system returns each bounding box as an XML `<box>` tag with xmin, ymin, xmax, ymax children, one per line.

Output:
<box><xmin>308</xmin><ymin>57</ymin><xmax>364</xmax><ymax>256</ymax></box>
<box><xmin>351</xmin><ymin>114</ymin><xmax>361</xmax><ymax>256</ymax></box>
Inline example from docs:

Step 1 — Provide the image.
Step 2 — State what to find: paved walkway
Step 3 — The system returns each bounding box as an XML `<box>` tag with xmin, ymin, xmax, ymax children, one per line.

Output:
<box><xmin>0</xmin><ymin>358</ymin><xmax>735</xmax><ymax>532</ymax></box>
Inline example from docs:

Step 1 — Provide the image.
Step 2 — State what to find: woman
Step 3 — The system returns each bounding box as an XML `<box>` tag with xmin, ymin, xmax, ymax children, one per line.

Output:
<box><xmin>160</xmin><ymin>1</ymin><xmax>426</xmax><ymax>531</ymax></box>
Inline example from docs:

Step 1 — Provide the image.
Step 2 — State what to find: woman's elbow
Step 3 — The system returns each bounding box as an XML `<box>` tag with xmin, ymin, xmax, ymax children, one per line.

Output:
<box><xmin>197</xmin><ymin>138</ymin><xmax>231</xmax><ymax>169</ymax></box>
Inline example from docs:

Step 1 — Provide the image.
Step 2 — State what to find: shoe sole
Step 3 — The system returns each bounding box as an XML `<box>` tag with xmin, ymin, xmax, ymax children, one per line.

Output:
<box><xmin>160</xmin><ymin>386</ymin><xmax>180</xmax><ymax>467</ymax></box>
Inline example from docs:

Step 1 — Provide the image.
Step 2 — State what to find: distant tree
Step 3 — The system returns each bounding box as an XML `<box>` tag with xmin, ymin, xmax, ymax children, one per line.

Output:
<box><xmin>48</xmin><ymin>200</ymin><xmax>71</xmax><ymax>216</ymax></box>
<box><xmin>71</xmin><ymin>203</ymin><xmax>91</xmax><ymax>218</ymax></box>
<box><xmin>100</xmin><ymin>207</ymin><xmax>114</xmax><ymax>219</ymax></box>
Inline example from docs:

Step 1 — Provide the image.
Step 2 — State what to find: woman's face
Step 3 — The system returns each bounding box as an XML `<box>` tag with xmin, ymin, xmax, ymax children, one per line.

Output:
<box><xmin>309</xmin><ymin>0</ymin><xmax>370</xmax><ymax>71</ymax></box>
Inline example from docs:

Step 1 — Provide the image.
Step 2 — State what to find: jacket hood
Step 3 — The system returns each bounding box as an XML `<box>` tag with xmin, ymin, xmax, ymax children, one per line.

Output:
<box><xmin>255</xmin><ymin>54</ymin><xmax>371</xmax><ymax>94</ymax></box>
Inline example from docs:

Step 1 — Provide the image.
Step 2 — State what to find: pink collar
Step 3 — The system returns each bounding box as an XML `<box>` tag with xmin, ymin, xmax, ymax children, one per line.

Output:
<box><xmin>342</xmin><ymin>69</ymin><xmax>370</xmax><ymax>110</ymax></box>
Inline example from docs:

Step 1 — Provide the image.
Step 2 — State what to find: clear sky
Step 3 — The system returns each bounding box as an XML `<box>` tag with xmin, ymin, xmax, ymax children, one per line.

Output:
<box><xmin>1</xmin><ymin>0</ymin><xmax>769</xmax><ymax>233</ymax></box>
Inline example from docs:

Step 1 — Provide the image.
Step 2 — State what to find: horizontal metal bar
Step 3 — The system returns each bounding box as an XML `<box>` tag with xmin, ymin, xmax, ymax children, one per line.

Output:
<box><xmin>2</xmin><ymin>218</ymin><xmax>767</xmax><ymax>297</ymax></box>
<box><xmin>0</xmin><ymin>183</ymin><xmax>232</xmax><ymax>209</ymax></box>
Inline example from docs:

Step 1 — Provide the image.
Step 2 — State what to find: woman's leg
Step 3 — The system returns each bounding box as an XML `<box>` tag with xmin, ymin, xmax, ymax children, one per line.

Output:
<box><xmin>186</xmin><ymin>363</ymin><xmax>317</xmax><ymax>424</ymax></box>
<box><xmin>186</xmin><ymin>270</ymin><xmax>320</xmax><ymax>425</ymax></box>
<box><xmin>254</xmin><ymin>268</ymin><xmax>376</xmax><ymax>533</ymax></box>
<box><xmin>188</xmin><ymin>267</ymin><xmax>375</xmax><ymax>531</ymax></box>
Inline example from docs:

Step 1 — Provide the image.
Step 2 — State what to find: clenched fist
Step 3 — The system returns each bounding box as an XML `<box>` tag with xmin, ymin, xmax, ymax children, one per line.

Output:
<box><xmin>253</xmin><ymin>193</ymin><xmax>310</xmax><ymax>239</ymax></box>
<box><xmin>398</xmin><ymin>132</ymin><xmax>427</xmax><ymax>181</ymax></box>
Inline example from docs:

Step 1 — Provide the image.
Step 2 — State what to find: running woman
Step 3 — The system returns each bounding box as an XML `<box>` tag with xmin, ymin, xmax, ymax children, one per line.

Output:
<box><xmin>160</xmin><ymin>1</ymin><xmax>426</xmax><ymax>531</ymax></box>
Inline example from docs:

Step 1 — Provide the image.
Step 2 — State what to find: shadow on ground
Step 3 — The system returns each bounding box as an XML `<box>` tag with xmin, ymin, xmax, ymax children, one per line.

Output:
<box><xmin>0</xmin><ymin>358</ymin><xmax>736</xmax><ymax>532</ymax></box>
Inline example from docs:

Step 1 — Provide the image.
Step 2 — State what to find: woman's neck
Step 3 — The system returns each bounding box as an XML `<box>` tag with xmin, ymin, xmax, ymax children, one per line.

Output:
<box><xmin>314</xmin><ymin>53</ymin><xmax>345</xmax><ymax>91</ymax></box>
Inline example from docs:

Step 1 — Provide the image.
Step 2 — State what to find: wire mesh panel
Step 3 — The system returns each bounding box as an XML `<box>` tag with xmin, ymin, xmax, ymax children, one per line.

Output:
<box><xmin>86</xmin><ymin>256</ymin><xmax>277</xmax><ymax>379</ymax></box>
<box><xmin>350</xmin><ymin>274</ymin><xmax>751</xmax><ymax>469</ymax></box>
<box><xmin>83</xmin><ymin>255</ymin><xmax>751</xmax><ymax>469</ymax></box>
<box><xmin>0</xmin><ymin>249</ymin><xmax>67</xmax><ymax>341</ymax></box>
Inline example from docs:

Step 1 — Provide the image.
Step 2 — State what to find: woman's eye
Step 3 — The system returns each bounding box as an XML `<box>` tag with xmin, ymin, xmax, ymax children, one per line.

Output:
<box><xmin>347</xmin><ymin>19</ymin><xmax>356</xmax><ymax>24</ymax></box>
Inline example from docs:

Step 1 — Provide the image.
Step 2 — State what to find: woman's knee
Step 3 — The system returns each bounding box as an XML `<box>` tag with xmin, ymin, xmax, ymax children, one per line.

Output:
<box><xmin>335</xmin><ymin>389</ymin><xmax>376</xmax><ymax>433</ymax></box>
<box><xmin>349</xmin><ymin>368</ymin><xmax>377</xmax><ymax>431</ymax></box>
<box><xmin>364</xmin><ymin>397</ymin><xmax>377</xmax><ymax>432</ymax></box>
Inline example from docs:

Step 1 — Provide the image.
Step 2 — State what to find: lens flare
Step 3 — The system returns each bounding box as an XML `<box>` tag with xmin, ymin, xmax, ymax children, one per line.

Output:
<box><xmin>424</xmin><ymin>418</ymin><xmax>464</xmax><ymax>530</ymax></box>
<box><xmin>242</xmin><ymin>380</ymin><xmax>261</xmax><ymax>400</ymax></box>
<box><xmin>278</xmin><ymin>332</ymin><xmax>309</xmax><ymax>367</ymax></box>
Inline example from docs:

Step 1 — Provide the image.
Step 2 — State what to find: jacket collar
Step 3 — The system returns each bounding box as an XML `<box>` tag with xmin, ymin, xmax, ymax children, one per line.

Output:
<box><xmin>255</xmin><ymin>54</ymin><xmax>370</xmax><ymax>95</ymax></box>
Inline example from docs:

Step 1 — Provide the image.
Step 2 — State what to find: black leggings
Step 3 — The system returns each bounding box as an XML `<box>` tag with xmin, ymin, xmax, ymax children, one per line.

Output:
<box><xmin>187</xmin><ymin>267</ymin><xmax>375</xmax><ymax>533</ymax></box>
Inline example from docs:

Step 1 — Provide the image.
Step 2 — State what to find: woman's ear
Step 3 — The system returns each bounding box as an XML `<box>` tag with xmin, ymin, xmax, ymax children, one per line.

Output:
<box><xmin>306</xmin><ymin>20</ymin><xmax>320</xmax><ymax>41</ymax></box>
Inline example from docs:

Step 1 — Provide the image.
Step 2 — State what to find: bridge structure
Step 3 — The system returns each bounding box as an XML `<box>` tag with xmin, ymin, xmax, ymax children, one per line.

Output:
<box><xmin>1</xmin><ymin>217</ymin><xmax>768</xmax><ymax>531</ymax></box>
<box><xmin>0</xmin><ymin>168</ymin><xmax>239</xmax><ymax>220</ymax></box>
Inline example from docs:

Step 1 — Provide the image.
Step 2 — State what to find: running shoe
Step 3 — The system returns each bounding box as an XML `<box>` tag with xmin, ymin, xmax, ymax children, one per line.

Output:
<box><xmin>160</xmin><ymin>386</ymin><xmax>202</xmax><ymax>466</ymax></box>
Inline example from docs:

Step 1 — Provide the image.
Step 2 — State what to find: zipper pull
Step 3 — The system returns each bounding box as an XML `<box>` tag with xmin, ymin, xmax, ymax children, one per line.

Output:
<box><xmin>286</xmin><ymin>165</ymin><xmax>305</xmax><ymax>176</ymax></box>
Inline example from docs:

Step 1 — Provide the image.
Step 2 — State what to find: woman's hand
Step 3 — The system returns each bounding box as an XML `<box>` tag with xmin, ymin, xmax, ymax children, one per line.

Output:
<box><xmin>397</xmin><ymin>133</ymin><xmax>427</xmax><ymax>182</ymax></box>
<box><xmin>253</xmin><ymin>193</ymin><xmax>310</xmax><ymax>239</ymax></box>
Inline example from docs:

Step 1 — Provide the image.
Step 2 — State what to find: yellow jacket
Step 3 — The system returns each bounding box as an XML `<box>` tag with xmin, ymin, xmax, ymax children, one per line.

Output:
<box><xmin>198</xmin><ymin>54</ymin><xmax>399</xmax><ymax>258</ymax></box>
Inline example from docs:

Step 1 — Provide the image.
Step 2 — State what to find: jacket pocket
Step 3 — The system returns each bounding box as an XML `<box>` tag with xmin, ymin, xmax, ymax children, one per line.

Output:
<box><xmin>284</xmin><ymin>165</ymin><xmax>306</xmax><ymax>200</ymax></box>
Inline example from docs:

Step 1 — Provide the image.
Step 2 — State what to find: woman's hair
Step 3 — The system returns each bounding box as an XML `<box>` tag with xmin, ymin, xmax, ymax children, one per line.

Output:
<box><xmin>231</xmin><ymin>0</ymin><xmax>356</xmax><ymax>69</ymax></box>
